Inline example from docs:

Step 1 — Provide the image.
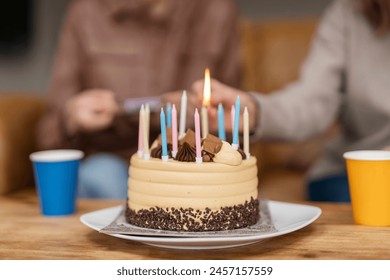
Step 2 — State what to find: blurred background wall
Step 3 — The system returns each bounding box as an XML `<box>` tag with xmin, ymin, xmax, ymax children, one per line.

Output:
<box><xmin>0</xmin><ymin>0</ymin><xmax>331</xmax><ymax>95</ymax></box>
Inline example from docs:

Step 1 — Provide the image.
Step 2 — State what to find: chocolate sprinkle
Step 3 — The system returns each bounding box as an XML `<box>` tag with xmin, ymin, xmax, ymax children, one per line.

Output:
<box><xmin>125</xmin><ymin>197</ymin><xmax>259</xmax><ymax>231</ymax></box>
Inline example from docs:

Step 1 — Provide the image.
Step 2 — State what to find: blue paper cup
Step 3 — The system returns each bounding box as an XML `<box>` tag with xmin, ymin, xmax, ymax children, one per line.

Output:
<box><xmin>30</xmin><ymin>149</ymin><xmax>84</xmax><ymax>216</ymax></box>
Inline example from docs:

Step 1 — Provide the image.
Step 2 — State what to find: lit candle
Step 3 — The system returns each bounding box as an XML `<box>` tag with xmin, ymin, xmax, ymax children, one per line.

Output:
<box><xmin>179</xmin><ymin>90</ymin><xmax>187</xmax><ymax>139</ymax></box>
<box><xmin>137</xmin><ymin>105</ymin><xmax>144</xmax><ymax>157</ymax></box>
<box><xmin>203</xmin><ymin>68</ymin><xmax>211</xmax><ymax>104</ymax></box>
<box><xmin>231</xmin><ymin>104</ymin><xmax>235</xmax><ymax>142</ymax></box>
<box><xmin>218</xmin><ymin>103</ymin><xmax>226</xmax><ymax>141</ymax></box>
<box><xmin>232</xmin><ymin>96</ymin><xmax>240</xmax><ymax>150</ymax></box>
<box><xmin>194</xmin><ymin>108</ymin><xmax>202</xmax><ymax>163</ymax></box>
<box><xmin>160</xmin><ymin>108</ymin><xmax>169</xmax><ymax>162</ymax></box>
<box><xmin>166</xmin><ymin>102</ymin><xmax>172</xmax><ymax>128</ymax></box>
<box><xmin>201</xmin><ymin>68</ymin><xmax>211</xmax><ymax>138</ymax></box>
<box><xmin>201</xmin><ymin>106</ymin><xmax>208</xmax><ymax>139</ymax></box>
<box><xmin>142</xmin><ymin>104</ymin><xmax>150</xmax><ymax>160</ymax></box>
<box><xmin>244</xmin><ymin>106</ymin><xmax>250</xmax><ymax>159</ymax></box>
<box><xmin>171</xmin><ymin>104</ymin><xmax>178</xmax><ymax>158</ymax></box>
<box><xmin>145</xmin><ymin>103</ymin><xmax>150</xmax><ymax>141</ymax></box>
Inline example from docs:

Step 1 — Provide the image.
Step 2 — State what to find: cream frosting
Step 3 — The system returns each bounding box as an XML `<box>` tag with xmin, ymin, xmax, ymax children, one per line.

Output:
<box><xmin>128</xmin><ymin>155</ymin><xmax>258</xmax><ymax>211</ymax></box>
<box><xmin>212</xmin><ymin>141</ymin><xmax>242</xmax><ymax>166</ymax></box>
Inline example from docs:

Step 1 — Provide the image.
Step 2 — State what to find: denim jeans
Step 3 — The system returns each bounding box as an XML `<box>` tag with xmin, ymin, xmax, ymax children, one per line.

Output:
<box><xmin>308</xmin><ymin>173</ymin><xmax>350</xmax><ymax>202</ymax></box>
<box><xmin>78</xmin><ymin>153</ymin><xmax>128</xmax><ymax>199</ymax></box>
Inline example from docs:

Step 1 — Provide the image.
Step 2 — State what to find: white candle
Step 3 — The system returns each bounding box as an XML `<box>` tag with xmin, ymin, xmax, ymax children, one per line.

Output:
<box><xmin>201</xmin><ymin>105</ymin><xmax>208</xmax><ymax>138</ymax></box>
<box><xmin>145</xmin><ymin>103</ymin><xmax>150</xmax><ymax>142</ymax></box>
<box><xmin>137</xmin><ymin>105</ymin><xmax>144</xmax><ymax>158</ymax></box>
<box><xmin>179</xmin><ymin>90</ymin><xmax>187</xmax><ymax>139</ymax></box>
<box><xmin>244</xmin><ymin>106</ymin><xmax>250</xmax><ymax>159</ymax></box>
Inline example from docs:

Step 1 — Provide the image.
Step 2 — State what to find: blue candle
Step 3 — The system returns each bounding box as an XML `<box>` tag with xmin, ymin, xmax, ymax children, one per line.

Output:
<box><xmin>166</xmin><ymin>102</ymin><xmax>172</xmax><ymax>128</ymax></box>
<box><xmin>232</xmin><ymin>96</ymin><xmax>240</xmax><ymax>149</ymax></box>
<box><xmin>218</xmin><ymin>103</ymin><xmax>226</xmax><ymax>141</ymax></box>
<box><xmin>160</xmin><ymin>108</ymin><xmax>168</xmax><ymax>160</ymax></box>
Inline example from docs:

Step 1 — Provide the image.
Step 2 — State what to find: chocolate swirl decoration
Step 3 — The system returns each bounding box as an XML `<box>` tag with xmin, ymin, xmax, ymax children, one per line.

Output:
<box><xmin>151</xmin><ymin>144</ymin><xmax>173</xmax><ymax>159</ymax></box>
<box><xmin>237</xmin><ymin>148</ymin><xmax>247</xmax><ymax>160</ymax></box>
<box><xmin>175</xmin><ymin>142</ymin><xmax>196</xmax><ymax>162</ymax></box>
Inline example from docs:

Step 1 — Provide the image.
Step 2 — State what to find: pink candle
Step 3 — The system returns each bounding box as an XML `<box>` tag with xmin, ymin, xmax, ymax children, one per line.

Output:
<box><xmin>194</xmin><ymin>108</ymin><xmax>202</xmax><ymax>163</ymax></box>
<box><xmin>137</xmin><ymin>105</ymin><xmax>144</xmax><ymax>157</ymax></box>
<box><xmin>172</xmin><ymin>104</ymin><xmax>178</xmax><ymax>157</ymax></box>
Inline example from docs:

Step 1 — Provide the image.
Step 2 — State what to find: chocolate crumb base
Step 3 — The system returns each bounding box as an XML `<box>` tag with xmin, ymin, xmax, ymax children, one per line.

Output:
<box><xmin>125</xmin><ymin>198</ymin><xmax>259</xmax><ymax>232</ymax></box>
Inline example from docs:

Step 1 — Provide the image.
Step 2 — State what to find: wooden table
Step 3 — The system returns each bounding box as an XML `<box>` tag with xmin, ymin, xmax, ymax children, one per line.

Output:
<box><xmin>1</xmin><ymin>189</ymin><xmax>389</xmax><ymax>260</ymax></box>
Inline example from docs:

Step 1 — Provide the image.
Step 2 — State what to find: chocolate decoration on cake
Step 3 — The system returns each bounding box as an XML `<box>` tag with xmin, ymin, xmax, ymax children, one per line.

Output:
<box><xmin>202</xmin><ymin>134</ymin><xmax>223</xmax><ymax>154</ymax></box>
<box><xmin>237</xmin><ymin>148</ymin><xmax>247</xmax><ymax>159</ymax></box>
<box><xmin>175</xmin><ymin>142</ymin><xmax>196</xmax><ymax>162</ymax></box>
<box><xmin>202</xmin><ymin>150</ymin><xmax>215</xmax><ymax>162</ymax></box>
<box><xmin>179</xmin><ymin>129</ymin><xmax>196</xmax><ymax>148</ymax></box>
<box><xmin>150</xmin><ymin>145</ymin><xmax>163</xmax><ymax>158</ymax></box>
<box><xmin>151</xmin><ymin>144</ymin><xmax>173</xmax><ymax>158</ymax></box>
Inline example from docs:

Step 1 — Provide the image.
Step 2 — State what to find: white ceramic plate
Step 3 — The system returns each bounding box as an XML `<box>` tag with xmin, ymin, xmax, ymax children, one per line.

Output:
<box><xmin>80</xmin><ymin>200</ymin><xmax>321</xmax><ymax>250</ymax></box>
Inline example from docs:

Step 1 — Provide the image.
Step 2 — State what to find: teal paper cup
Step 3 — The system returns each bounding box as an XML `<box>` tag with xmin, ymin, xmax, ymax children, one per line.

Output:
<box><xmin>30</xmin><ymin>149</ymin><xmax>84</xmax><ymax>216</ymax></box>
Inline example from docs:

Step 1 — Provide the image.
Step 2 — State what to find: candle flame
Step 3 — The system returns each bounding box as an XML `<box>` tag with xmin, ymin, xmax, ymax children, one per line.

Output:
<box><xmin>203</xmin><ymin>68</ymin><xmax>211</xmax><ymax>107</ymax></box>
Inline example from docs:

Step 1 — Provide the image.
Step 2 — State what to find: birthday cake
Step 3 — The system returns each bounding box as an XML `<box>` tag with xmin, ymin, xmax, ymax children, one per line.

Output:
<box><xmin>126</xmin><ymin>129</ymin><xmax>259</xmax><ymax>231</ymax></box>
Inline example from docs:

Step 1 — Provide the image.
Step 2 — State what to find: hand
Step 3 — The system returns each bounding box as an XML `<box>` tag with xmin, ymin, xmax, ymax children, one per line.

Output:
<box><xmin>192</xmin><ymin>78</ymin><xmax>258</xmax><ymax>133</ymax></box>
<box><xmin>64</xmin><ymin>89</ymin><xmax>119</xmax><ymax>134</ymax></box>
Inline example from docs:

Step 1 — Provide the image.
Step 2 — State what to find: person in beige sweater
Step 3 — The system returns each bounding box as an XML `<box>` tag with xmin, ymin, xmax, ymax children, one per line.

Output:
<box><xmin>38</xmin><ymin>0</ymin><xmax>241</xmax><ymax>198</ymax></box>
<box><xmin>192</xmin><ymin>0</ymin><xmax>390</xmax><ymax>202</ymax></box>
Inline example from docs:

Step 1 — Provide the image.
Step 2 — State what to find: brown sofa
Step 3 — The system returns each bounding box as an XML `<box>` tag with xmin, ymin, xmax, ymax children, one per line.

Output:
<box><xmin>0</xmin><ymin>18</ymin><xmax>331</xmax><ymax>200</ymax></box>
<box><xmin>0</xmin><ymin>95</ymin><xmax>46</xmax><ymax>194</ymax></box>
